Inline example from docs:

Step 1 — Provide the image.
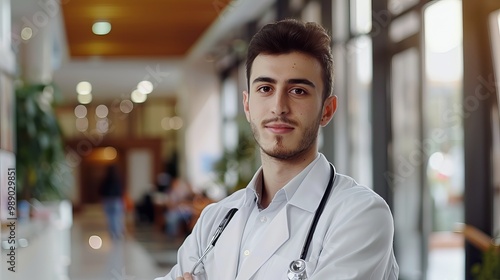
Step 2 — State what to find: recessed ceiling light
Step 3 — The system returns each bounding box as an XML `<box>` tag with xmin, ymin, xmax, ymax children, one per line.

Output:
<box><xmin>120</xmin><ymin>100</ymin><xmax>134</xmax><ymax>113</ymax></box>
<box><xmin>131</xmin><ymin>89</ymin><xmax>147</xmax><ymax>103</ymax></box>
<box><xmin>76</xmin><ymin>81</ymin><xmax>92</xmax><ymax>95</ymax></box>
<box><xmin>92</xmin><ymin>21</ymin><xmax>111</xmax><ymax>35</ymax></box>
<box><xmin>95</xmin><ymin>104</ymin><xmax>109</xmax><ymax>118</ymax></box>
<box><xmin>137</xmin><ymin>80</ymin><xmax>153</xmax><ymax>94</ymax></box>
<box><xmin>21</xmin><ymin>27</ymin><xmax>33</xmax><ymax>40</ymax></box>
<box><xmin>78</xmin><ymin>93</ymin><xmax>92</xmax><ymax>104</ymax></box>
<box><xmin>74</xmin><ymin>105</ymin><xmax>87</xmax><ymax>118</ymax></box>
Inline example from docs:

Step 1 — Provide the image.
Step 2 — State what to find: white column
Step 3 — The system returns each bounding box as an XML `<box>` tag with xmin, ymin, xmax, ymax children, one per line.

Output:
<box><xmin>0</xmin><ymin>0</ymin><xmax>14</xmax><ymax>75</ymax></box>
<box><xmin>0</xmin><ymin>0</ymin><xmax>10</xmax><ymax>47</ymax></box>
<box><xmin>20</xmin><ymin>5</ymin><xmax>55</xmax><ymax>84</ymax></box>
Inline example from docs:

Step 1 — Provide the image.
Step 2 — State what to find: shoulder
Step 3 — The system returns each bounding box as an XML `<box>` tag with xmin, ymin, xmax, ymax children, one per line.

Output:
<box><xmin>328</xmin><ymin>173</ymin><xmax>394</xmax><ymax>226</ymax></box>
<box><xmin>332</xmin><ymin>173</ymin><xmax>389</xmax><ymax>207</ymax></box>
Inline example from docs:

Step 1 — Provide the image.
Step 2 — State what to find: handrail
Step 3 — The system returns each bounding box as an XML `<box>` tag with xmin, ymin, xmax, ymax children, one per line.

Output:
<box><xmin>455</xmin><ymin>223</ymin><xmax>499</xmax><ymax>252</ymax></box>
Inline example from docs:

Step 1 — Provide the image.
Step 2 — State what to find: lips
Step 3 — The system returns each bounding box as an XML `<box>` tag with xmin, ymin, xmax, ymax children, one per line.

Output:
<box><xmin>265</xmin><ymin>123</ymin><xmax>294</xmax><ymax>134</ymax></box>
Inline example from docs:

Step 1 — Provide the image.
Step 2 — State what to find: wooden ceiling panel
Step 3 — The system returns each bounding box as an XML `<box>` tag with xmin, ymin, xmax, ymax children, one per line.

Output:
<box><xmin>62</xmin><ymin>0</ymin><xmax>230</xmax><ymax>57</ymax></box>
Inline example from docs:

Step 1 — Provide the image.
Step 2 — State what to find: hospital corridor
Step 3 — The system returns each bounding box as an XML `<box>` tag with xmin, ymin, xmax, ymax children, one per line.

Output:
<box><xmin>1</xmin><ymin>0</ymin><xmax>500</xmax><ymax>279</ymax></box>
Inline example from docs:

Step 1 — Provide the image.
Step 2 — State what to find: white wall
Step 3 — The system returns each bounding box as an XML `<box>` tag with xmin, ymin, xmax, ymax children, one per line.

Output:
<box><xmin>126</xmin><ymin>149</ymin><xmax>154</xmax><ymax>202</ymax></box>
<box><xmin>179</xmin><ymin>59</ymin><xmax>222</xmax><ymax>191</ymax></box>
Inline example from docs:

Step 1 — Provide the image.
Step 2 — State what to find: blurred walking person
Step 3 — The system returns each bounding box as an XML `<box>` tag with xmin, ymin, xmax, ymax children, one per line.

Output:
<box><xmin>99</xmin><ymin>164</ymin><xmax>125</xmax><ymax>240</ymax></box>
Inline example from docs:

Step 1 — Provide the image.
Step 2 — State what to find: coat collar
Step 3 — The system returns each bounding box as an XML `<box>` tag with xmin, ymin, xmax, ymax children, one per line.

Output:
<box><xmin>210</xmin><ymin>154</ymin><xmax>334</xmax><ymax>279</ymax></box>
<box><xmin>243</xmin><ymin>154</ymin><xmax>333</xmax><ymax>213</ymax></box>
<box><xmin>288</xmin><ymin>154</ymin><xmax>334</xmax><ymax>213</ymax></box>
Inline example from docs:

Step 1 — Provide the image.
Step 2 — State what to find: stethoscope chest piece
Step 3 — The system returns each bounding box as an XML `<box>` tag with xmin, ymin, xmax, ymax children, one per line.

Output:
<box><xmin>287</xmin><ymin>259</ymin><xmax>308</xmax><ymax>280</ymax></box>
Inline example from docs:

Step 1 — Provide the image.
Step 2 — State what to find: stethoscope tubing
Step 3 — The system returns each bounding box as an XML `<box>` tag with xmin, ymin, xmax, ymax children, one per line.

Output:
<box><xmin>299</xmin><ymin>163</ymin><xmax>336</xmax><ymax>260</ymax></box>
<box><xmin>189</xmin><ymin>163</ymin><xmax>336</xmax><ymax>277</ymax></box>
<box><xmin>191</xmin><ymin>208</ymin><xmax>238</xmax><ymax>275</ymax></box>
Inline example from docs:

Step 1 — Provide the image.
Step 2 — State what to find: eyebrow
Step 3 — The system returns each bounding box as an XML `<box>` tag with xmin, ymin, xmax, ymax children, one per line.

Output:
<box><xmin>252</xmin><ymin>76</ymin><xmax>316</xmax><ymax>88</ymax></box>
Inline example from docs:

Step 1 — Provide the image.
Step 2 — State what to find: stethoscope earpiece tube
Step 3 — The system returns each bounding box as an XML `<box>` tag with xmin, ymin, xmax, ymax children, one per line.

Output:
<box><xmin>288</xmin><ymin>164</ymin><xmax>335</xmax><ymax>280</ymax></box>
<box><xmin>299</xmin><ymin>164</ymin><xmax>336</xmax><ymax>260</ymax></box>
<box><xmin>211</xmin><ymin>208</ymin><xmax>238</xmax><ymax>245</ymax></box>
<box><xmin>190</xmin><ymin>208</ymin><xmax>238</xmax><ymax>275</ymax></box>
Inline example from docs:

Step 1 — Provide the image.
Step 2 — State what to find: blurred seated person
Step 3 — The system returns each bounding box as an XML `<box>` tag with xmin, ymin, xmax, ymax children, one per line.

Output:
<box><xmin>189</xmin><ymin>191</ymin><xmax>214</xmax><ymax>230</ymax></box>
<box><xmin>164</xmin><ymin>177</ymin><xmax>195</xmax><ymax>238</ymax></box>
<box><xmin>156</xmin><ymin>172</ymin><xmax>172</xmax><ymax>193</ymax></box>
<box><xmin>135</xmin><ymin>185</ymin><xmax>155</xmax><ymax>224</ymax></box>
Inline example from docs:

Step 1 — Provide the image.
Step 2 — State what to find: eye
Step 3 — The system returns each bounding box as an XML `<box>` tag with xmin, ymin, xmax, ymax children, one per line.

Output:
<box><xmin>257</xmin><ymin>86</ymin><xmax>272</xmax><ymax>93</ymax></box>
<box><xmin>290</xmin><ymin>88</ymin><xmax>307</xmax><ymax>95</ymax></box>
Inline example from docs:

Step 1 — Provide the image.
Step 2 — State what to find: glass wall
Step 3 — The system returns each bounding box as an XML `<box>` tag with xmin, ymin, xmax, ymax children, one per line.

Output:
<box><xmin>331</xmin><ymin>0</ymin><xmax>373</xmax><ymax>187</ymax></box>
<box><xmin>391</xmin><ymin>47</ymin><xmax>423</xmax><ymax>280</ymax></box>
<box><xmin>489</xmin><ymin>8</ymin><xmax>500</xmax><ymax>240</ymax></box>
<box><xmin>423</xmin><ymin>0</ymin><xmax>464</xmax><ymax>279</ymax></box>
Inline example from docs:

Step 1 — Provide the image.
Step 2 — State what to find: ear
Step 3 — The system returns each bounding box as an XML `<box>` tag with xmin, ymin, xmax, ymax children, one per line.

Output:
<box><xmin>243</xmin><ymin>90</ymin><xmax>251</xmax><ymax>122</ymax></box>
<box><xmin>320</xmin><ymin>95</ymin><xmax>337</xmax><ymax>127</ymax></box>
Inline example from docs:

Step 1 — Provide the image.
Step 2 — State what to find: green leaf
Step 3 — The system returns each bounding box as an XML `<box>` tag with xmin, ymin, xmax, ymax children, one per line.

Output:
<box><xmin>15</xmin><ymin>81</ymin><xmax>67</xmax><ymax>201</ymax></box>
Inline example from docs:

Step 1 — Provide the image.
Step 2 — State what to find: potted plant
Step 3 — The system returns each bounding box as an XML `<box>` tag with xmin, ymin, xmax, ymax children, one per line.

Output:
<box><xmin>213</xmin><ymin>117</ymin><xmax>257</xmax><ymax>193</ymax></box>
<box><xmin>472</xmin><ymin>245</ymin><xmax>500</xmax><ymax>279</ymax></box>
<box><xmin>461</xmin><ymin>224</ymin><xmax>500</xmax><ymax>280</ymax></box>
<box><xmin>15</xmin><ymin>81</ymin><xmax>68</xmax><ymax>203</ymax></box>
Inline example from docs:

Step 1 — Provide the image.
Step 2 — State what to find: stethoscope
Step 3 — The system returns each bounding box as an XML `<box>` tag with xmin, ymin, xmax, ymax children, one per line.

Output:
<box><xmin>190</xmin><ymin>164</ymin><xmax>336</xmax><ymax>279</ymax></box>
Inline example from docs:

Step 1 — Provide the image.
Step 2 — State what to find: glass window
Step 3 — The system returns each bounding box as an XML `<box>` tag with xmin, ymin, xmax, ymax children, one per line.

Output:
<box><xmin>424</xmin><ymin>1</ymin><xmax>464</xmax><ymax>279</ymax></box>
<box><xmin>490</xmin><ymin>9</ymin><xmax>500</xmax><ymax>108</ymax></box>
<box><xmin>391</xmin><ymin>47</ymin><xmax>423</xmax><ymax>280</ymax></box>
<box><xmin>424</xmin><ymin>0</ymin><xmax>464</xmax><ymax>231</ymax></box>
<box><xmin>290</xmin><ymin>0</ymin><xmax>305</xmax><ymax>12</ymax></box>
<box><xmin>350</xmin><ymin>0</ymin><xmax>372</xmax><ymax>35</ymax></box>
<box><xmin>332</xmin><ymin>44</ymin><xmax>349</xmax><ymax>172</ymax></box>
<box><xmin>347</xmin><ymin>36</ymin><xmax>373</xmax><ymax>187</ymax></box>
<box><xmin>331</xmin><ymin>0</ymin><xmax>349</xmax><ymax>41</ymax></box>
<box><xmin>389</xmin><ymin>11</ymin><xmax>420</xmax><ymax>42</ymax></box>
<box><xmin>389</xmin><ymin>0</ymin><xmax>419</xmax><ymax>15</ymax></box>
<box><xmin>222</xmin><ymin>76</ymin><xmax>238</xmax><ymax>150</ymax></box>
<box><xmin>489</xmin><ymin>8</ymin><xmax>500</xmax><ymax>240</ymax></box>
<box><xmin>302</xmin><ymin>1</ymin><xmax>321</xmax><ymax>24</ymax></box>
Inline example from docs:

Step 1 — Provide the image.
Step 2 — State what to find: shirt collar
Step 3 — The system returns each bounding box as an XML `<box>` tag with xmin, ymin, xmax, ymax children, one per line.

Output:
<box><xmin>282</xmin><ymin>154</ymin><xmax>321</xmax><ymax>201</ymax></box>
<box><xmin>244</xmin><ymin>154</ymin><xmax>322</xmax><ymax>206</ymax></box>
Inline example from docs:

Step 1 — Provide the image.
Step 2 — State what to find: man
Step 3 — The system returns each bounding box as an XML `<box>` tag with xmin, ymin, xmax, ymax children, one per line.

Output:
<box><xmin>156</xmin><ymin>19</ymin><xmax>399</xmax><ymax>280</ymax></box>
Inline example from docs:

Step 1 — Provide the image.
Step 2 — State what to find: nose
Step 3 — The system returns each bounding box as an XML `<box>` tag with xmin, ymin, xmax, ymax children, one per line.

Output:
<box><xmin>271</xmin><ymin>91</ymin><xmax>289</xmax><ymax>115</ymax></box>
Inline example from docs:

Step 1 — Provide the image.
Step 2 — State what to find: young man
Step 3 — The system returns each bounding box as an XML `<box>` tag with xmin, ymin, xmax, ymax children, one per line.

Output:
<box><xmin>156</xmin><ymin>19</ymin><xmax>399</xmax><ymax>280</ymax></box>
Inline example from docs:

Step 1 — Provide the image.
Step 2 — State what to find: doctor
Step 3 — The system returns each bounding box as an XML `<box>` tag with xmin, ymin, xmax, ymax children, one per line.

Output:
<box><xmin>156</xmin><ymin>19</ymin><xmax>399</xmax><ymax>280</ymax></box>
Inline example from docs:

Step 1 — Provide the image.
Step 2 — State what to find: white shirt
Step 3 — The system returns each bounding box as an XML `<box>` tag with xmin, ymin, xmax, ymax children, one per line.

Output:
<box><xmin>238</xmin><ymin>155</ymin><xmax>320</xmax><ymax>274</ymax></box>
<box><xmin>155</xmin><ymin>153</ymin><xmax>399</xmax><ymax>280</ymax></box>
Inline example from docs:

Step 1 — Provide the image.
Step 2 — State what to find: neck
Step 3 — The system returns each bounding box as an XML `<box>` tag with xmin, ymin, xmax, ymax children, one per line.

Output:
<box><xmin>258</xmin><ymin>150</ymin><xmax>318</xmax><ymax>209</ymax></box>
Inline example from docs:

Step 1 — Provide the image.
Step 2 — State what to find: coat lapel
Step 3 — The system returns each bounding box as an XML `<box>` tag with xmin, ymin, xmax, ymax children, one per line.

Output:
<box><xmin>212</xmin><ymin>203</ymin><xmax>252</xmax><ymax>280</ymax></box>
<box><xmin>235</xmin><ymin>205</ymin><xmax>290</xmax><ymax>280</ymax></box>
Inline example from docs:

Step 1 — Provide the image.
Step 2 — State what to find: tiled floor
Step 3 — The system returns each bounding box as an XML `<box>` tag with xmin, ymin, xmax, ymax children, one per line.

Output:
<box><xmin>68</xmin><ymin>205</ymin><xmax>174</xmax><ymax>280</ymax></box>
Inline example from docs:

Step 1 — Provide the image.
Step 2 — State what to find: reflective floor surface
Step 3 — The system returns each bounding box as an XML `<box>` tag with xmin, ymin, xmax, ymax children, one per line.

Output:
<box><xmin>68</xmin><ymin>205</ymin><xmax>175</xmax><ymax>280</ymax></box>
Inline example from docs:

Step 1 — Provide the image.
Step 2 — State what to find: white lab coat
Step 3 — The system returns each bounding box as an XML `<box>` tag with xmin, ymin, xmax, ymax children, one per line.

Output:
<box><xmin>156</xmin><ymin>154</ymin><xmax>399</xmax><ymax>279</ymax></box>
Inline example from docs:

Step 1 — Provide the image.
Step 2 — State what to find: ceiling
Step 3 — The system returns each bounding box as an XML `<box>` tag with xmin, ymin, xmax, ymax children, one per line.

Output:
<box><xmin>10</xmin><ymin>0</ymin><xmax>273</xmax><ymax>104</ymax></box>
<box><xmin>61</xmin><ymin>0</ymin><xmax>228</xmax><ymax>58</ymax></box>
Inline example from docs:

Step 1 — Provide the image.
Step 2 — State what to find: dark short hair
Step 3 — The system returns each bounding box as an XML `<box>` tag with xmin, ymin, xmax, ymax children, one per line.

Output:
<box><xmin>246</xmin><ymin>19</ymin><xmax>333</xmax><ymax>101</ymax></box>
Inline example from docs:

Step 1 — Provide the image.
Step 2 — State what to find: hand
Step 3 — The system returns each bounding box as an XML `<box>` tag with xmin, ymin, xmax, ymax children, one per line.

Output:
<box><xmin>176</xmin><ymin>272</ymin><xmax>193</xmax><ymax>280</ymax></box>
